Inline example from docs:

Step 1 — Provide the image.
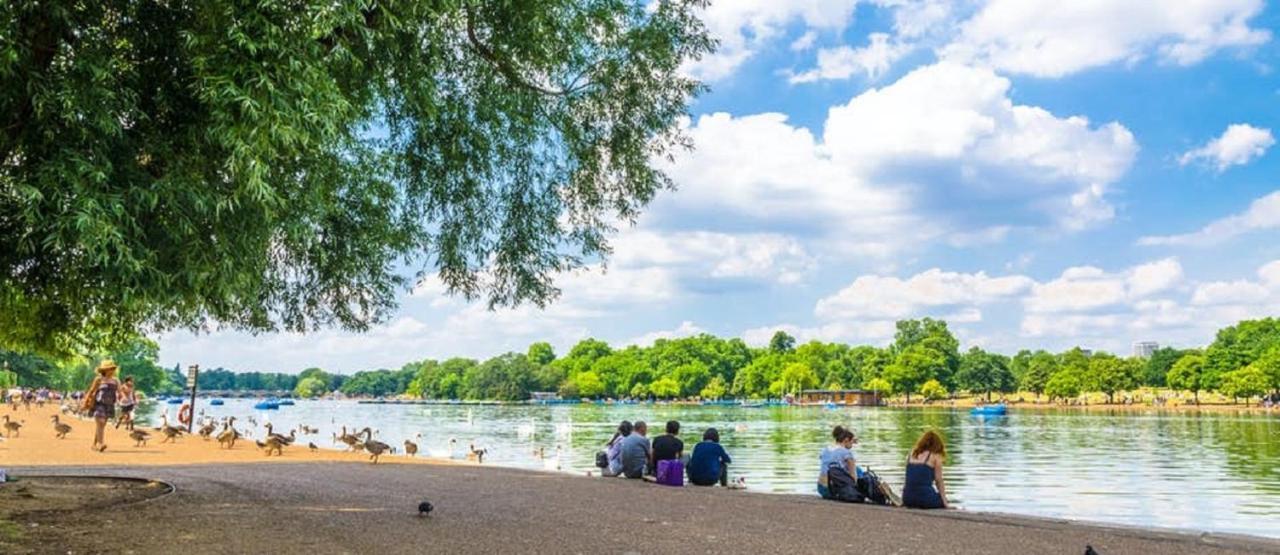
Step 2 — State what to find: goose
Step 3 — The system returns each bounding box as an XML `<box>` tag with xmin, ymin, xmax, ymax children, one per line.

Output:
<box><xmin>308</xmin><ymin>442</ymin><xmax>319</xmax><ymax>452</ymax></box>
<box><xmin>130</xmin><ymin>429</ymin><xmax>151</xmax><ymax>447</ymax></box>
<box><xmin>256</xmin><ymin>437</ymin><xmax>284</xmax><ymax>456</ymax></box>
<box><xmin>338</xmin><ymin>426</ymin><xmax>360</xmax><ymax>451</ymax></box>
<box><xmin>467</xmin><ymin>443</ymin><xmax>487</xmax><ymax>464</ymax></box>
<box><xmin>216</xmin><ymin>417</ymin><xmax>239</xmax><ymax>448</ymax></box>
<box><xmin>403</xmin><ymin>439</ymin><xmax>418</xmax><ymax>457</ymax></box>
<box><xmin>197</xmin><ymin>421</ymin><xmax>217</xmax><ymax>439</ymax></box>
<box><xmin>264</xmin><ymin>424</ymin><xmax>296</xmax><ymax>445</ymax></box>
<box><xmin>159</xmin><ymin>413</ymin><xmax>184</xmax><ymax>443</ymax></box>
<box><xmin>50</xmin><ymin>415</ymin><xmax>72</xmax><ymax>439</ymax></box>
<box><xmin>360</xmin><ymin>428</ymin><xmax>390</xmax><ymax>464</ymax></box>
<box><xmin>3</xmin><ymin>415</ymin><xmax>22</xmax><ymax>437</ymax></box>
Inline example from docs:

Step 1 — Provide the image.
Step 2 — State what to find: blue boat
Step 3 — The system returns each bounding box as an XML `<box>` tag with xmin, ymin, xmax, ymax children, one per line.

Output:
<box><xmin>970</xmin><ymin>404</ymin><xmax>1008</xmax><ymax>417</ymax></box>
<box><xmin>209</xmin><ymin>399</ymin><xmax>225</xmax><ymax>406</ymax></box>
<box><xmin>254</xmin><ymin>400</ymin><xmax>280</xmax><ymax>410</ymax></box>
<box><xmin>166</xmin><ymin>398</ymin><xmax>184</xmax><ymax>405</ymax></box>
<box><xmin>278</xmin><ymin>399</ymin><xmax>295</xmax><ymax>406</ymax></box>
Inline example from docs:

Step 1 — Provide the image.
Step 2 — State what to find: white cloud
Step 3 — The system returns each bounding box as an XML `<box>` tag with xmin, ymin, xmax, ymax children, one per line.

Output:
<box><xmin>1179</xmin><ymin>123</ymin><xmax>1275</xmax><ymax>171</ymax></box>
<box><xmin>822</xmin><ymin>62</ymin><xmax>1136</xmax><ymax>230</ymax></box>
<box><xmin>1023</xmin><ymin>258</ymin><xmax>1183</xmax><ymax>314</ymax></box>
<box><xmin>816</xmin><ymin>268</ymin><xmax>1033</xmax><ymax>320</ymax></box>
<box><xmin>1138</xmin><ymin>190</ymin><xmax>1280</xmax><ymax>246</ymax></box>
<box><xmin>789</xmin><ymin>33</ymin><xmax>911</xmax><ymax>83</ymax></box>
<box><xmin>942</xmin><ymin>0</ymin><xmax>1270</xmax><ymax>77</ymax></box>
<box><xmin>790</xmin><ymin>31</ymin><xmax>819</xmax><ymax>52</ymax></box>
<box><xmin>611</xmin><ymin>230</ymin><xmax>816</xmax><ymax>285</ymax></box>
<box><xmin>1191</xmin><ymin>280</ymin><xmax>1270</xmax><ymax>306</ymax></box>
<box><xmin>683</xmin><ymin>0</ymin><xmax>860</xmax><ymax>81</ymax></box>
<box><xmin>627</xmin><ymin>321</ymin><xmax>706</xmax><ymax>347</ymax></box>
<box><xmin>741</xmin><ymin>321</ymin><xmax>898</xmax><ymax>347</ymax></box>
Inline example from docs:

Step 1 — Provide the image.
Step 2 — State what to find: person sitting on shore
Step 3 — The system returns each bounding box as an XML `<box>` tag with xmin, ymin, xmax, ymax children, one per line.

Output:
<box><xmin>817</xmin><ymin>425</ymin><xmax>858</xmax><ymax>500</ymax></box>
<box><xmin>687</xmin><ymin>428</ymin><xmax>732</xmax><ymax>487</ymax></box>
<box><xmin>902</xmin><ymin>430</ymin><xmax>949</xmax><ymax>509</ymax></box>
<box><xmin>603</xmin><ymin>421</ymin><xmax>632</xmax><ymax>477</ymax></box>
<box><xmin>650</xmin><ymin>420</ymin><xmax>683</xmax><ymax>474</ymax></box>
<box><xmin>619</xmin><ymin>420</ymin><xmax>651</xmax><ymax>479</ymax></box>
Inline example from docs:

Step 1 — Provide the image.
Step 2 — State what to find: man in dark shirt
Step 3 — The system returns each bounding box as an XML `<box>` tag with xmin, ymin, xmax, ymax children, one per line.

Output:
<box><xmin>688</xmin><ymin>427</ymin><xmax>732</xmax><ymax>486</ymax></box>
<box><xmin>650</xmin><ymin>420</ymin><xmax>684</xmax><ymax>474</ymax></box>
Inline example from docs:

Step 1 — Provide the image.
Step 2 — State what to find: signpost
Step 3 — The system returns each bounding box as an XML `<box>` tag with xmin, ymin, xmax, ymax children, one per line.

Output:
<box><xmin>186</xmin><ymin>364</ymin><xmax>199</xmax><ymax>433</ymax></box>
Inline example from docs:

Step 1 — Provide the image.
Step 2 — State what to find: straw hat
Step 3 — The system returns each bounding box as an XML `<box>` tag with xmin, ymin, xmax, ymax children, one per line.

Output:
<box><xmin>95</xmin><ymin>359</ymin><xmax>119</xmax><ymax>375</ymax></box>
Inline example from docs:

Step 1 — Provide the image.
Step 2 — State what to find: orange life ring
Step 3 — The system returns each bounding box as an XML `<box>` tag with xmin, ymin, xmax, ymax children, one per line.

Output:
<box><xmin>178</xmin><ymin>404</ymin><xmax>192</xmax><ymax>425</ymax></box>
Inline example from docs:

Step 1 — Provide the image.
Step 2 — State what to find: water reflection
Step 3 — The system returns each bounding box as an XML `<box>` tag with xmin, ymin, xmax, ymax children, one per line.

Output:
<box><xmin>148</xmin><ymin>400</ymin><xmax>1280</xmax><ymax>538</ymax></box>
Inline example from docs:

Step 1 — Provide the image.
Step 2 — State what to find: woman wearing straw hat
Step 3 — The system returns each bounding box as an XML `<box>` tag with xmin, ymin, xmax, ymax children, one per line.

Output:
<box><xmin>82</xmin><ymin>359</ymin><xmax>120</xmax><ymax>452</ymax></box>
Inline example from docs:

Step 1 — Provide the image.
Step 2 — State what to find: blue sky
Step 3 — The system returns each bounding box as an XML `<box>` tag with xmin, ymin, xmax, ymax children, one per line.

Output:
<box><xmin>161</xmin><ymin>0</ymin><xmax>1280</xmax><ymax>373</ymax></box>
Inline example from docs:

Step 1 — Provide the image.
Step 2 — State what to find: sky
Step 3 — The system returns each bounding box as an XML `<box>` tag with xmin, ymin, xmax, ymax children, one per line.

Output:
<box><xmin>161</xmin><ymin>0</ymin><xmax>1280</xmax><ymax>374</ymax></box>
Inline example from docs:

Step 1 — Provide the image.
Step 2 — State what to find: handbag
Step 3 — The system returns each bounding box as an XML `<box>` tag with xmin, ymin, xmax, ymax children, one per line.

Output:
<box><xmin>656</xmin><ymin>459</ymin><xmax>684</xmax><ymax>487</ymax></box>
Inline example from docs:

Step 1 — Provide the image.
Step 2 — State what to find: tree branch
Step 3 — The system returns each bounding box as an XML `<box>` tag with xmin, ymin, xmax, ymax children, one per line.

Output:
<box><xmin>463</xmin><ymin>4</ymin><xmax>572</xmax><ymax>97</ymax></box>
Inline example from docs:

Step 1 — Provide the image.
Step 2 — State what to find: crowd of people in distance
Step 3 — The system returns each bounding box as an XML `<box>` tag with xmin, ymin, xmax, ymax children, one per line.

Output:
<box><xmin>598</xmin><ymin>417</ymin><xmax>950</xmax><ymax>510</ymax></box>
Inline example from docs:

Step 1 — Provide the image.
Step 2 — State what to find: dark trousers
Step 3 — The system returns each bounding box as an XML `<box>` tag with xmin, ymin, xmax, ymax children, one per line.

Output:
<box><xmin>691</xmin><ymin>464</ymin><xmax>728</xmax><ymax>487</ymax></box>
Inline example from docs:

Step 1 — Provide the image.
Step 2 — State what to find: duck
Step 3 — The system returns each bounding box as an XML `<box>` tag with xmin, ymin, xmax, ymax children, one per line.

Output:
<box><xmin>467</xmin><ymin>443</ymin><xmax>487</xmax><ymax>464</ymax></box>
<box><xmin>3</xmin><ymin>415</ymin><xmax>22</xmax><ymax>437</ymax></box>
<box><xmin>130</xmin><ymin>429</ymin><xmax>151</xmax><ymax>447</ymax></box>
<box><xmin>360</xmin><ymin>428</ymin><xmax>390</xmax><ymax>464</ymax></box>
<box><xmin>50</xmin><ymin>415</ymin><xmax>72</xmax><ymax>439</ymax></box>
<box><xmin>197</xmin><ymin>421</ymin><xmax>217</xmax><ymax>439</ymax></box>
<box><xmin>404</xmin><ymin>439</ymin><xmax>418</xmax><ymax>457</ymax></box>
<box><xmin>308</xmin><ymin>442</ymin><xmax>319</xmax><ymax>453</ymax></box>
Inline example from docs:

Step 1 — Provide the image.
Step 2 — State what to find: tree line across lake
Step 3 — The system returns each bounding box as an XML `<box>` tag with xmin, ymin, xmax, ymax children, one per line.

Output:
<box><xmin>4</xmin><ymin>317</ymin><xmax>1279</xmax><ymax>405</ymax></box>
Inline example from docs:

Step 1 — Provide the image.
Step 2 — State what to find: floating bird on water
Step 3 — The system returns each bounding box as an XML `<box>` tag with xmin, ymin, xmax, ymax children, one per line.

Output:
<box><xmin>417</xmin><ymin>500</ymin><xmax>433</xmax><ymax>517</ymax></box>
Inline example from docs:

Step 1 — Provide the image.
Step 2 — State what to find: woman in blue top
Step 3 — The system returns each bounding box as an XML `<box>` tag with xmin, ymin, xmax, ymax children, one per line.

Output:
<box><xmin>902</xmin><ymin>430</ymin><xmax>948</xmax><ymax>509</ymax></box>
<box><xmin>817</xmin><ymin>425</ymin><xmax>857</xmax><ymax>499</ymax></box>
<box><xmin>687</xmin><ymin>428</ymin><xmax>731</xmax><ymax>486</ymax></box>
<box><xmin>603</xmin><ymin>420</ymin><xmax>632</xmax><ymax>477</ymax></box>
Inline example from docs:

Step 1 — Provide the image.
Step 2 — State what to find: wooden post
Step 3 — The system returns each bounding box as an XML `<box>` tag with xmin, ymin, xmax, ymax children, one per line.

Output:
<box><xmin>186</xmin><ymin>364</ymin><xmax>199</xmax><ymax>433</ymax></box>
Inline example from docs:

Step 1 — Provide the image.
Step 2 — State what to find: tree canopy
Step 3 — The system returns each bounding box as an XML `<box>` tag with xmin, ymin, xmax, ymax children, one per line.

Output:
<box><xmin>0</xmin><ymin>0</ymin><xmax>714</xmax><ymax>356</ymax></box>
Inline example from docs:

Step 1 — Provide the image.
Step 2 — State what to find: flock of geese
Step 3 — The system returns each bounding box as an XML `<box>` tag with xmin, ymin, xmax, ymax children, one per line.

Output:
<box><xmin>6</xmin><ymin>403</ymin><xmax>569</xmax><ymax>471</ymax></box>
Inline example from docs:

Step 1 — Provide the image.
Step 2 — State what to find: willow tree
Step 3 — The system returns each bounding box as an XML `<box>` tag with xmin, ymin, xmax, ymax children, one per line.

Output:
<box><xmin>0</xmin><ymin>1</ymin><xmax>713</xmax><ymax>355</ymax></box>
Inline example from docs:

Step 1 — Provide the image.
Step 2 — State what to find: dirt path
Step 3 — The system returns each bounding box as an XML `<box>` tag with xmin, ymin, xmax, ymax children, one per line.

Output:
<box><xmin>4</xmin><ymin>463</ymin><xmax>1277</xmax><ymax>555</ymax></box>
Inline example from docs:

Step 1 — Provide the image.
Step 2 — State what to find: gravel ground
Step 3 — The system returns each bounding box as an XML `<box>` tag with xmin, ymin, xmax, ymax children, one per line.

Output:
<box><xmin>5</xmin><ymin>463</ymin><xmax>1278</xmax><ymax>555</ymax></box>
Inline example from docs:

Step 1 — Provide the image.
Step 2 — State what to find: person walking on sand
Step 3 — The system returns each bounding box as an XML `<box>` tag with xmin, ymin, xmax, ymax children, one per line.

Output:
<box><xmin>82</xmin><ymin>360</ymin><xmax>120</xmax><ymax>452</ymax></box>
<box><xmin>115</xmin><ymin>376</ymin><xmax>137</xmax><ymax>430</ymax></box>
<box><xmin>902</xmin><ymin>430</ymin><xmax>949</xmax><ymax>509</ymax></box>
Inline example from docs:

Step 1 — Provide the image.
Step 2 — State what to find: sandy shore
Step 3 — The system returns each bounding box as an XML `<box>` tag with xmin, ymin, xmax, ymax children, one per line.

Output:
<box><xmin>0</xmin><ymin>403</ymin><xmax>455</xmax><ymax>468</ymax></box>
<box><xmin>4</xmin><ymin>462</ymin><xmax>1276</xmax><ymax>555</ymax></box>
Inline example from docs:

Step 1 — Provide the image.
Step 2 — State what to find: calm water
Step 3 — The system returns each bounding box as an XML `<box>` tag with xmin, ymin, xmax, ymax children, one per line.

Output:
<box><xmin>142</xmin><ymin>400</ymin><xmax>1280</xmax><ymax>538</ymax></box>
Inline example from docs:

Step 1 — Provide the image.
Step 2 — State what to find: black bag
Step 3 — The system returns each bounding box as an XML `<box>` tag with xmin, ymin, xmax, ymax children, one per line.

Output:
<box><xmin>857</xmin><ymin>469</ymin><xmax>890</xmax><ymax>506</ymax></box>
<box><xmin>595</xmin><ymin>450</ymin><xmax>609</xmax><ymax>469</ymax></box>
<box><xmin>826</xmin><ymin>464</ymin><xmax>864</xmax><ymax>503</ymax></box>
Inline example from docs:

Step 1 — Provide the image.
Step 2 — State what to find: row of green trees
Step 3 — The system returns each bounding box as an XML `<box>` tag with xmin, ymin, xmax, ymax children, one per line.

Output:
<box><xmin>5</xmin><ymin>318</ymin><xmax>1279</xmax><ymax>404</ymax></box>
<box><xmin>0</xmin><ymin>338</ymin><xmax>178</xmax><ymax>395</ymax></box>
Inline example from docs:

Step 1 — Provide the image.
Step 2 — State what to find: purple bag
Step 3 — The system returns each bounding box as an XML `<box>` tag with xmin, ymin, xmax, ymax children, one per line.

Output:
<box><xmin>656</xmin><ymin>459</ymin><xmax>684</xmax><ymax>487</ymax></box>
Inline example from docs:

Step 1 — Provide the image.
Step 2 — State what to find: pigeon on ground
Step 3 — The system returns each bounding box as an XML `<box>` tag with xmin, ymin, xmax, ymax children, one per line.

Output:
<box><xmin>418</xmin><ymin>500</ymin><xmax>434</xmax><ymax>517</ymax></box>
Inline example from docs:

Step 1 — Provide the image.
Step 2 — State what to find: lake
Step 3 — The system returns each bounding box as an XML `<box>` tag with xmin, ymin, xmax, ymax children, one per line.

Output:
<box><xmin>140</xmin><ymin>399</ymin><xmax>1280</xmax><ymax>538</ymax></box>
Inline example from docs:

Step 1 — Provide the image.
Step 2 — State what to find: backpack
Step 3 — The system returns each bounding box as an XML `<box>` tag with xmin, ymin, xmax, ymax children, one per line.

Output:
<box><xmin>595</xmin><ymin>450</ymin><xmax>609</xmax><ymax>469</ymax></box>
<box><xmin>656</xmin><ymin>459</ymin><xmax>684</xmax><ymax>487</ymax></box>
<box><xmin>826</xmin><ymin>464</ymin><xmax>864</xmax><ymax>503</ymax></box>
<box><xmin>857</xmin><ymin>469</ymin><xmax>890</xmax><ymax>506</ymax></box>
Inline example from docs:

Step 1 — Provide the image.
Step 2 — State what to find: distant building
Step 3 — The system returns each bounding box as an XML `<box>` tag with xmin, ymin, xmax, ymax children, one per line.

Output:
<box><xmin>1132</xmin><ymin>341</ymin><xmax>1159</xmax><ymax>359</ymax></box>
<box><xmin>529</xmin><ymin>391</ymin><xmax>560</xmax><ymax>401</ymax></box>
<box><xmin>798</xmin><ymin>389</ymin><xmax>882</xmax><ymax>406</ymax></box>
